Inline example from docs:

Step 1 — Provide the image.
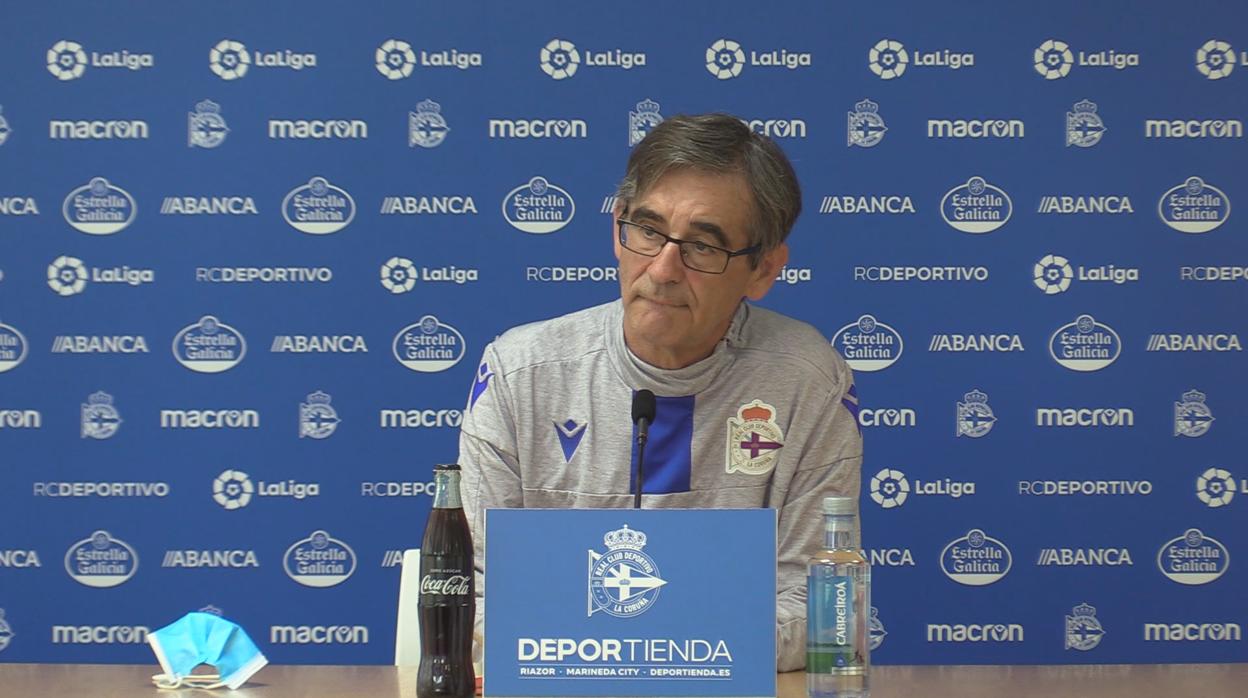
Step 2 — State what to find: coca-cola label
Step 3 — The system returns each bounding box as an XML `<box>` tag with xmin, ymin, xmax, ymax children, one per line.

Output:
<box><xmin>421</xmin><ymin>573</ymin><xmax>471</xmax><ymax>596</ymax></box>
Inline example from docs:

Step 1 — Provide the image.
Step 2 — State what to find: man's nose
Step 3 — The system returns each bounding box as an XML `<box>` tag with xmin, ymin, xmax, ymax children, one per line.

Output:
<box><xmin>646</xmin><ymin>240</ymin><xmax>687</xmax><ymax>283</ymax></box>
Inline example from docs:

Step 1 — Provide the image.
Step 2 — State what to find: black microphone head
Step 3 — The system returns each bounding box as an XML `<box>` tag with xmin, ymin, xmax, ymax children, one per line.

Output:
<box><xmin>632</xmin><ymin>389</ymin><xmax>657</xmax><ymax>424</ymax></box>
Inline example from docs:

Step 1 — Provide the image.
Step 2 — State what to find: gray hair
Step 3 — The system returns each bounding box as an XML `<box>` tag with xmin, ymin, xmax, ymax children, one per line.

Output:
<box><xmin>614</xmin><ymin>113</ymin><xmax>802</xmax><ymax>262</ymax></box>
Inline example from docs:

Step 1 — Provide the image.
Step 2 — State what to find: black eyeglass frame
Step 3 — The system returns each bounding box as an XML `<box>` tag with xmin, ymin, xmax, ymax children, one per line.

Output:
<box><xmin>616</xmin><ymin>219</ymin><xmax>762</xmax><ymax>274</ymax></box>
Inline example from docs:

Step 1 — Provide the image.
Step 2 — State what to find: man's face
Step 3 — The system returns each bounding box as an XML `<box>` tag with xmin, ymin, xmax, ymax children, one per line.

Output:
<box><xmin>613</xmin><ymin>168</ymin><xmax>788</xmax><ymax>369</ymax></box>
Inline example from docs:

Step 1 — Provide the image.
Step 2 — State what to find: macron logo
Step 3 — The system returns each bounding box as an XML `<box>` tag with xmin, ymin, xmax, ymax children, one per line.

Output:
<box><xmin>555</xmin><ymin>419</ymin><xmax>588</xmax><ymax>462</ymax></box>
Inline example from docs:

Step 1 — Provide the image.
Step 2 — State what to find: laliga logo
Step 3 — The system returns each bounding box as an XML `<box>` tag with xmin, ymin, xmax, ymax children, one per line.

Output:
<box><xmin>706</xmin><ymin>39</ymin><xmax>745</xmax><ymax>79</ymax></box>
<box><xmin>1158</xmin><ymin>176</ymin><xmax>1230</xmax><ymax>234</ymax></box>
<box><xmin>172</xmin><ymin>315</ymin><xmax>247</xmax><ymax>373</ymax></box>
<box><xmin>376</xmin><ymin>39</ymin><xmax>416</xmax><ymax>80</ymax></box>
<box><xmin>62</xmin><ymin>177</ymin><xmax>137</xmax><ymax>236</ymax></box>
<box><xmin>540</xmin><ymin>39</ymin><xmax>580</xmax><ymax>80</ymax></box>
<box><xmin>1048</xmin><ymin>314</ymin><xmax>1121</xmax><ymax>372</ymax></box>
<box><xmin>1156</xmin><ymin>528</ymin><xmax>1229</xmax><ymax>585</ymax></box>
<box><xmin>868</xmin><ymin>39</ymin><xmax>908</xmax><ymax>80</ymax></box>
<box><xmin>64</xmin><ymin>530</ymin><xmax>138</xmax><ymax>588</ymax></box>
<box><xmin>870</xmin><ymin>468</ymin><xmax>909</xmax><ymax>508</ymax></box>
<box><xmin>588</xmin><ymin>525</ymin><xmax>667</xmax><ymax>618</ymax></box>
<box><xmin>1034</xmin><ymin>39</ymin><xmax>1074</xmax><ymax>79</ymax></box>
<box><xmin>1196</xmin><ymin>468</ymin><xmax>1237</xmax><ymax>508</ymax></box>
<box><xmin>940</xmin><ymin>529</ymin><xmax>1012</xmax><ymax>586</ymax></box>
<box><xmin>0</xmin><ymin>320</ymin><xmax>29</xmax><ymax>373</ymax></box>
<box><xmin>47</xmin><ymin>255</ymin><xmax>88</xmax><ymax>296</ymax></box>
<box><xmin>1034</xmin><ymin>254</ymin><xmax>1073</xmax><ymax>294</ymax></box>
<box><xmin>47</xmin><ymin>40</ymin><xmax>88</xmax><ymax>80</ymax></box>
<box><xmin>209</xmin><ymin>40</ymin><xmax>250</xmax><ymax>80</ymax></box>
<box><xmin>381</xmin><ymin>257</ymin><xmax>418</xmax><ymax>294</ymax></box>
<box><xmin>284</xmin><ymin>530</ymin><xmax>357</xmax><ymax>588</ymax></box>
<box><xmin>282</xmin><ymin>177</ymin><xmax>356</xmax><ymax>235</ymax></box>
<box><xmin>1196</xmin><ymin>40</ymin><xmax>1236</xmax><ymax>80</ymax></box>
<box><xmin>213</xmin><ymin>470</ymin><xmax>254</xmax><ymax>510</ymax></box>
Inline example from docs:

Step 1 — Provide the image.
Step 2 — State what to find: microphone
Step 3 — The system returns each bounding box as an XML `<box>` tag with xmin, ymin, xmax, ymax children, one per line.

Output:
<box><xmin>631</xmin><ymin>390</ymin><xmax>656</xmax><ymax>509</ymax></box>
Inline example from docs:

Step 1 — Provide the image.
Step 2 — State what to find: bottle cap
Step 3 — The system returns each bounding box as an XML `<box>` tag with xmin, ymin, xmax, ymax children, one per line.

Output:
<box><xmin>434</xmin><ymin>463</ymin><xmax>462</xmax><ymax>472</ymax></box>
<box><xmin>822</xmin><ymin>496</ymin><xmax>856</xmax><ymax>515</ymax></box>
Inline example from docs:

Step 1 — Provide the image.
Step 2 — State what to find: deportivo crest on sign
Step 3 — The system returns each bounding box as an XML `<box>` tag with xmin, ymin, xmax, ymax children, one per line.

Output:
<box><xmin>727</xmin><ymin>400</ymin><xmax>784</xmax><ymax>475</ymax></box>
<box><xmin>0</xmin><ymin>106</ymin><xmax>11</xmax><ymax>147</ymax></box>
<box><xmin>1156</xmin><ymin>528</ymin><xmax>1229</xmax><ymax>585</ymax></box>
<box><xmin>282</xmin><ymin>177</ymin><xmax>355</xmax><ymax>234</ymax></box>
<box><xmin>502</xmin><ymin>176</ymin><xmax>575</xmax><ymax>234</ymax></box>
<box><xmin>284</xmin><ymin>530</ymin><xmax>357</xmax><ymax>588</ymax></box>
<box><xmin>188</xmin><ymin>100</ymin><xmax>229</xmax><ymax>148</ymax></box>
<box><xmin>392</xmin><ymin>315</ymin><xmax>466</xmax><ymax>372</ymax></box>
<box><xmin>81</xmin><ymin>391</ymin><xmax>122</xmax><ymax>440</ymax></box>
<box><xmin>64</xmin><ymin>530</ymin><xmax>138</xmax><ymax>588</ymax></box>
<box><xmin>629</xmin><ymin>98</ymin><xmax>663</xmax><ymax>146</ymax></box>
<box><xmin>1065</xmin><ymin>604</ymin><xmax>1105</xmax><ymax>651</ymax></box>
<box><xmin>409</xmin><ymin>99</ymin><xmax>449</xmax><ymax>148</ymax></box>
<box><xmin>868</xmin><ymin>607</ymin><xmax>887</xmax><ymax>650</ymax></box>
<box><xmin>848</xmin><ymin>99</ymin><xmax>887</xmax><ymax>147</ymax></box>
<box><xmin>956</xmin><ymin>389</ymin><xmax>996</xmax><ymax>438</ymax></box>
<box><xmin>831</xmin><ymin>314</ymin><xmax>904</xmax><ymax>372</ymax></box>
<box><xmin>172</xmin><ymin>315</ymin><xmax>247</xmax><ymax>373</ymax></box>
<box><xmin>587</xmin><ymin>525</ymin><xmax>666</xmax><ymax>618</ymax></box>
<box><xmin>940</xmin><ymin>528</ymin><xmax>1012</xmax><ymax>586</ymax></box>
<box><xmin>299</xmin><ymin>391</ymin><xmax>340</xmax><ymax>439</ymax></box>
<box><xmin>1048</xmin><ymin>314</ymin><xmax>1121</xmax><ymax>372</ymax></box>
<box><xmin>0</xmin><ymin>321</ymin><xmax>29</xmax><ymax>373</ymax></box>
<box><xmin>1175</xmin><ymin>389</ymin><xmax>1214</xmax><ymax>437</ymax></box>
<box><xmin>62</xmin><ymin>177</ymin><xmax>136</xmax><ymax>235</ymax></box>
<box><xmin>940</xmin><ymin>176</ymin><xmax>1012</xmax><ymax>233</ymax></box>
<box><xmin>1157</xmin><ymin>176</ymin><xmax>1230</xmax><ymax>233</ymax></box>
<box><xmin>1066</xmin><ymin>100</ymin><xmax>1106</xmax><ymax>147</ymax></box>
<box><xmin>0</xmin><ymin>609</ymin><xmax>12</xmax><ymax>652</ymax></box>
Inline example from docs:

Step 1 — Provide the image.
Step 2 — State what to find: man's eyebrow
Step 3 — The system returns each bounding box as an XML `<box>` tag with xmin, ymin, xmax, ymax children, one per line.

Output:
<box><xmin>629</xmin><ymin>206</ymin><xmax>666</xmax><ymax>225</ymax></box>
<box><xmin>630</xmin><ymin>206</ymin><xmax>731</xmax><ymax>247</ymax></box>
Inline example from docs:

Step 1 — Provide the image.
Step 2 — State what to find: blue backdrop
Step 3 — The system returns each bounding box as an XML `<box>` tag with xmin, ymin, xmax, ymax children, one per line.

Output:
<box><xmin>1</xmin><ymin>0</ymin><xmax>1245</xmax><ymax>666</ymax></box>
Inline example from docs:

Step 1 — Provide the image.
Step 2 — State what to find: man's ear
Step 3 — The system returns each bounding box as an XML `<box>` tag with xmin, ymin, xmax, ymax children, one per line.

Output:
<box><xmin>744</xmin><ymin>243</ymin><xmax>789</xmax><ymax>301</ymax></box>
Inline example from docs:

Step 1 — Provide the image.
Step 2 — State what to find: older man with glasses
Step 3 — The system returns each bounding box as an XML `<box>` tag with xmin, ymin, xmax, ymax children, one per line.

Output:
<box><xmin>458</xmin><ymin>113</ymin><xmax>863</xmax><ymax>671</ymax></box>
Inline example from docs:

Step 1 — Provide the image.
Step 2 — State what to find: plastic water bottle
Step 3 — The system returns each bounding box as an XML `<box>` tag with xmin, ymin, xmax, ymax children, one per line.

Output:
<box><xmin>806</xmin><ymin>496</ymin><xmax>870</xmax><ymax>698</ymax></box>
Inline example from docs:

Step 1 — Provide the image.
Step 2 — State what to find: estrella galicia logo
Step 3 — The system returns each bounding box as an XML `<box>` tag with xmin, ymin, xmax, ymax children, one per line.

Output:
<box><xmin>540</xmin><ymin>38</ymin><xmax>580</xmax><ymax>80</ymax></box>
<box><xmin>848</xmin><ymin>99</ymin><xmax>887</xmax><ymax>147</ymax></box>
<box><xmin>0</xmin><ymin>609</ymin><xmax>12</xmax><ymax>652</ymax></box>
<box><xmin>282</xmin><ymin>177</ymin><xmax>355</xmax><ymax>235</ymax></box>
<box><xmin>868</xmin><ymin>607</ymin><xmax>887</xmax><ymax>650</ymax></box>
<box><xmin>392</xmin><ymin>315</ymin><xmax>466</xmax><ymax>372</ymax></box>
<box><xmin>706</xmin><ymin>39</ymin><xmax>745</xmax><ymax>79</ymax></box>
<box><xmin>956</xmin><ymin>389</ymin><xmax>996</xmax><ymax>438</ymax></box>
<box><xmin>629</xmin><ymin>98</ymin><xmax>663</xmax><ymax>147</ymax></box>
<box><xmin>1066</xmin><ymin>100</ymin><xmax>1105</xmax><ymax>147</ymax></box>
<box><xmin>940</xmin><ymin>528</ymin><xmax>1012</xmax><ymax>586</ymax></box>
<box><xmin>831</xmin><ymin>314</ymin><xmax>903</xmax><ymax>372</ymax></box>
<box><xmin>0</xmin><ymin>320</ymin><xmax>29</xmax><ymax>373</ymax></box>
<box><xmin>1065</xmin><ymin>603</ymin><xmax>1105</xmax><ymax>651</ymax></box>
<box><xmin>188</xmin><ymin>100</ymin><xmax>229</xmax><ymax>148</ymax></box>
<box><xmin>299</xmin><ymin>390</ymin><xmax>340</xmax><ymax>439</ymax></box>
<box><xmin>555</xmin><ymin>419</ymin><xmax>588</xmax><ymax>462</ymax></box>
<box><xmin>409</xmin><ymin>99</ymin><xmax>449</xmax><ymax>148</ymax></box>
<box><xmin>868</xmin><ymin>39</ymin><xmax>908</xmax><ymax>79</ymax></box>
<box><xmin>1196</xmin><ymin>40</ymin><xmax>1236</xmax><ymax>80</ymax></box>
<box><xmin>1049</xmin><ymin>314</ymin><xmax>1121</xmax><ymax>372</ymax></box>
<box><xmin>81</xmin><ymin>391</ymin><xmax>122</xmax><ymax>440</ymax></box>
<box><xmin>1175</xmin><ymin>389</ymin><xmax>1215</xmax><ymax>437</ymax></box>
<box><xmin>588</xmin><ymin>525</ymin><xmax>667</xmax><ymax>618</ymax></box>
<box><xmin>469</xmin><ymin>361</ymin><xmax>493</xmax><ymax>411</ymax></box>
<box><xmin>172</xmin><ymin>315</ymin><xmax>247</xmax><ymax>373</ymax></box>
<box><xmin>1158</xmin><ymin>176</ymin><xmax>1230</xmax><ymax>234</ymax></box>
<box><xmin>47</xmin><ymin>40</ymin><xmax>88</xmax><ymax>80</ymax></box>
<box><xmin>1034</xmin><ymin>39</ymin><xmax>1074</xmax><ymax>79</ymax></box>
<box><xmin>376</xmin><ymin>39</ymin><xmax>416</xmax><ymax>80</ymax></box>
<box><xmin>1157</xmin><ymin>528</ymin><xmax>1229</xmax><ymax>585</ymax></box>
<box><xmin>940</xmin><ymin>176</ymin><xmax>1012</xmax><ymax>233</ymax></box>
<box><xmin>62</xmin><ymin>177</ymin><xmax>137</xmax><ymax>235</ymax></box>
<box><xmin>1196</xmin><ymin>468</ymin><xmax>1237</xmax><ymax>508</ymax></box>
<box><xmin>284</xmin><ymin>530</ymin><xmax>357</xmax><ymax>588</ymax></box>
<box><xmin>64</xmin><ymin>530</ymin><xmax>138</xmax><ymax>588</ymax></box>
<box><xmin>502</xmin><ymin>176</ymin><xmax>575</xmax><ymax>234</ymax></box>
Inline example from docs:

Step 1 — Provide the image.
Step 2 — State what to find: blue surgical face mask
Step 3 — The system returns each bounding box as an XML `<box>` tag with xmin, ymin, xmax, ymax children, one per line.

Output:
<box><xmin>147</xmin><ymin>612</ymin><xmax>268</xmax><ymax>689</ymax></box>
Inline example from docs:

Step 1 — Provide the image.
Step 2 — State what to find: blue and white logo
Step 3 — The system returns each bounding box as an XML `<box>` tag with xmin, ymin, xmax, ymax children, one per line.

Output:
<box><xmin>868</xmin><ymin>607</ymin><xmax>887</xmax><ymax>651</ymax></box>
<box><xmin>1196</xmin><ymin>468</ymin><xmax>1237</xmax><ymax>508</ymax></box>
<box><xmin>409</xmin><ymin>99</ymin><xmax>449</xmax><ymax>148</ymax></box>
<box><xmin>0</xmin><ymin>106</ymin><xmax>10</xmax><ymax>146</ymax></box>
<box><xmin>1034</xmin><ymin>254</ymin><xmax>1074</xmax><ymax>294</ymax></box>
<box><xmin>1175</xmin><ymin>389</ymin><xmax>1215</xmax><ymax>437</ymax></box>
<box><xmin>588</xmin><ymin>525</ymin><xmax>667</xmax><ymax>618</ymax></box>
<box><xmin>868</xmin><ymin>39</ymin><xmax>908</xmax><ymax>79</ymax></box>
<box><xmin>188</xmin><ymin>100</ymin><xmax>229</xmax><ymax>148</ymax></box>
<box><xmin>208</xmin><ymin>39</ymin><xmax>250</xmax><ymax>80</ymax></box>
<box><xmin>1034</xmin><ymin>39</ymin><xmax>1074</xmax><ymax>79</ymax></box>
<box><xmin>940</xmin><ymin>529</ymin><xmax>1012</xmax><ymax>586</ymax></box>
<box><xmin>284</xmin><ymin>530</ymin><xmax>357</xmax><ymax>588</ymax></box>
<box><xmin>469</xmin><ymin>362</ymin><xmax>493</xmax><ymax>411</ymax></box>
<box><xmin>81</xmin><ymin>391</ymin><xmax>122</xmax><ymax>440</ymax></box>
<box><xmin>47</xmin><ymin>255</ymin><xmax>88</xmax><ymax>296</ymax></box>
<box><xmin>299</xmin><ymin>391</ymin><xmax>340</xmax><ymax>439</ymax></box>
<box><xmin>1158</xmin><ymin>176</ymin><xmax>1230</xmax><ymax>234</ymax></box>
<box><xmin>0</xmin><ymin>609</ymin><xmax>12</xmax><ymax>652</ymax></box>
<box><xmin>283</xmin><ymin>177</ymin><xmax>355</xmax><ymax>235</ymax></box>
<box><xmin>555</xmin><ymin>419</ymin><xmax>588</xmax><ymax>462</ymax></box>
<box><xmin>376</xmin><ymin>39</ymin><xmax>416</xmax><ymax>80</ymax></box>
<box><xmin>629</xmin><ymin>98</ymin><xmax>663</xmax><ymax>147</ymax></box>
<box><xmin>502</xmin><ymin>176</ymin><xmax>575</xmax><ymax>234</ymax></box>
<box><xmin>0</xmin><ymin>320</ymin><xmax>29</xmax><ymax>372</ymax></box>
<box><xmin>62</xmin><ymin>177</ymin><xmax>137</xmax><ymax>235</ymax></box>
<box><xmin>848</xmin><ymin>99</ymin><xmax>887</xmax><ymax>147</ymax></box>
<box><xmin>706</xmin><ymin>39</ymin><xmax>745</xmax><ymax>79</ymax></box>
<box><xmin>47</xmin><ymin>40</ymin><xmax>87</xmax><ymax>80</ymax></box>
<box><xmin>1049</xmin><ymin>314</ymin><xmax>1121</xmax><ymax>372</ymax></box>
<box><xmin>392</xmin><ymin>315</ymin><xmax>466</xmax><ymax>372</ymax></box>
<box><xmin>940</xmin><ymin>176</ymin><xmax>1012</xmax><ymax>234</ymax></box>
<box><xmin>831</xmin><ymin>314</ymin><xmax>904</xmax><ymax>372</ymax></box>
<box><xmin>540</xmin><ymin>38</ymin><xmax>580</xmax><ymax>80</ymax></box>
<box><xmin>172</xmin><ymin>315</ymin><xmax>247</xmax><ymax>373</ymax></box>
<box><xmin>1196</xmin><ymin>40</ymin><xmax>1236</xmax><ymax>80</ymax></box>
<box><xmin>1157</xmin><ymin>529</ymin><xmax>1229</xmax><ymax>585</ymax></box>
<box><xmin>870</xmin><ymin>469</ymin><xmax>909</xmax><ymax>508</ymax></box>
<box><xmin>956</xmin><ymin>389</ymin><xmax>996</xmax><ymax>438</ymax></box>
<box><xmin>1065</xmin><ymin>603</ymin><xmax>1105</xmax><ymax>651</ymax></box>
<box><xmin>1066</xmin><ymin>100</ymin><xmax>1106</xmax><ymax>147</ymax></box>
<box><xmin>64</xmin><ymin>531</ymin><xmax>138</xmax><ymax>588</ymax></box>
<box><xmin>381</xmin><ymin>256</ymin><xmax>417</xmax><ymax>294</ymax></box>
<box><xmin>213</xmin><ymin>470</ymin><xmax>253</xmax><ymax>510</ymax></box>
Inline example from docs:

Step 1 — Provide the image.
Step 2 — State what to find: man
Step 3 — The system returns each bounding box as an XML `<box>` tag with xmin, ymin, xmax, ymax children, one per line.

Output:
<box><xmin>458</xmin><ymin>113</ymin><xmax>862</xmax><ymax>671</ymax></box>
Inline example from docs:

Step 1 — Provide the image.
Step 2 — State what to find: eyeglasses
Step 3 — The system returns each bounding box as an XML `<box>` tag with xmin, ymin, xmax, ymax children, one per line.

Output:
<box><xmin>617</xmin><ymin>219</ymin><xmax>760</xmax><ymax>274</ymax></box>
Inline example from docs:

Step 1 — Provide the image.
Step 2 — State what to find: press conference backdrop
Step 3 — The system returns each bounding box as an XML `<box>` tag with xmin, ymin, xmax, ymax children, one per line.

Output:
<box><xmin>1</xmin><ymin>0</ymin><xmax>1245</xmax><ymax>667</ymax></box>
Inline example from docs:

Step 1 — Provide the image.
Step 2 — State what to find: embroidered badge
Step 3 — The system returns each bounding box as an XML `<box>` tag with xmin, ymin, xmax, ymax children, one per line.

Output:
<box><xmin>726</xmin><ymin>400</ymin><xmax>784</xmax><ymax>475</ymax></box>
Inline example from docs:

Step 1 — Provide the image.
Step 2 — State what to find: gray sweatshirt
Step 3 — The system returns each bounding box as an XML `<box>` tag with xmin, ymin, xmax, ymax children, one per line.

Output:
<box><xmin>458</xmin><ymin>299</ymin><xmax>862</xmax><ymax>671</ymax></box>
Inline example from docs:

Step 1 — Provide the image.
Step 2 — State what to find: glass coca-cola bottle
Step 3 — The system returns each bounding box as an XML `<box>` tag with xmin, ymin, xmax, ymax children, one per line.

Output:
<box><xmin>417</xmin><ymin>463</ymin><xmax>475</xmax><ymax>697</ymax></box>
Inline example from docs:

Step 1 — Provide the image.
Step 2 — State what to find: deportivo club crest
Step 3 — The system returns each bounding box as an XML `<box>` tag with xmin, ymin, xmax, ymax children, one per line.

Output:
<box><xmin>299</xmin><ymin>391</ymin><xmax>340</xmax><ymax>439</ymax></box>
<box><xmin>848</xmin><ymin>99</ymin><xmax>887</xmax><ymax>147</ymax></box>
<box><xmin>188</xmin><ymin>100</ymin><xmax>229</xmax><ymax>148</ymax></box>
<box><xmin>1066</xmin><ymin>99</ymin><xmax>1105</xmax><ymax>148</ymax></box>
<box><xmin>868</xmin><ymin>606</ymin><xmax>887</xmax><ymax>650</ymax></box>
<box><xmin>81</xmin><ymin>391</ymin><xmax>122</xmax><ymax>439</ymax></box>
<box><xmin>956</xmin><ymin>389</ymin><xmax>996</xmax><ymax>438</ymax></box>
<box><xmin>588</xmin><ymin>525</ymin><xmax>667</xmax><ymax>618</ymax></box>
<box><xmin>1065</xmin><ymin>603</ymin><xmax>1105</xmax><ymax>651</ymax></box>
<box><xmin>409</xmin><ymin>99</ymin><xmax>449</xmax><ymax>148</ymax></box>
<box><xmin>727</xmin><ymin>400</ymin><xmax>784</xmax><ymax>475</ymax></box>
<box><xmin>629</xmin><ymin>98</ymin><xmax>663</xmax><ymax>147</ymax></box>
<box><xmin>1175</xmin><ymin>389</ymin><xmax>1215</xmax><ymax>437</ymax></box>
